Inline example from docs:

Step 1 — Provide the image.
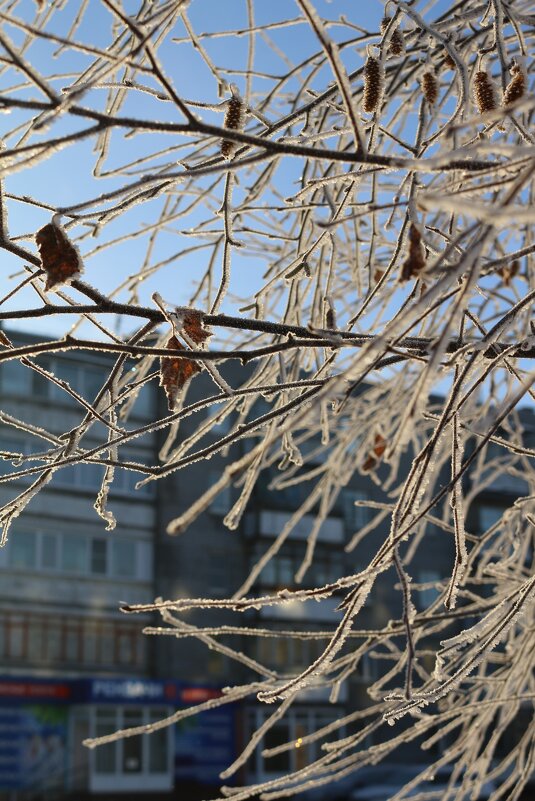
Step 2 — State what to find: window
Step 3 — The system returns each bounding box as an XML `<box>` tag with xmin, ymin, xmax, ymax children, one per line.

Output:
<box><xmin>252</xmin><ymin>542</ymin><xmax>343</xmax><ymax>589</ymax></box>
<box><xmin>85</xmin><ymin>367</ymin><xmax>106</xmax><ymax>401</ymax></box>
<box><xmin>99</xmin><ymin>624</ymin><xmax>115</xmax><ymax>665</ymax></box>
<box><xmin>44</xmin><ymin>619</ymin><xmax>62</xmax><ymax>663</ymax></box>
<box><xmin>53</xmin><ymin>361</ymin><xmax>79</xmax><ymax>405</ymax></box>
<box><xmin>122</xmin><ymin>710</ymin><xmax>143</xmax><ymax>772</ymax></box>
<box><xmin>343</xmin><ymin>489</ymin><xmax>370</xmax><ymax>530</ymax></box>
<box><xmin>95</xmin><ymin>710</ymin><xmax>117</xmax><ymax>775</ymax></box>
<box><xmin>0</xmin><ymin>437</ymin><xmax>24</xmax><ymax>475</ymax></box>
<box><xmin>112</xmin><ymin>539</ymin><xmax>137</xmax><ymax>578</ymax></box>
<box><xmin>0</xmin><ymin>613</ymin><xmax>145</xmax><ymax>669</ymax></box>
<box><xmin>1</xmin><ymin>528</ymin><xmax>143</xmax><ymax>581</ymax></box>
<box><xmin>257</xmin><ymin>635</ymin><xmax>324</xmax><ymax>672</ymax></box>
<box><xmin>28</xmin><ymin>620</ymin><xmax>45</xmax><ymax>662</ymax></box>
<box><xmin>0</xmin><ymin>361</ymin><xmax>31</xmax><ymax>394</ymax></box>
<box><xmin>208</xmin><ymin>469</ymin><xmax>232</xmax><ymax>515</ymax></box>
<box><xmin>65</xmin><ymin>623</ymin><xmax>81</xmax><ymax>662</ymax></box>
<box><xmin>91</xmin><ymin>707</ymin><xmax>172</xmax><ymax>793</ymax></box>
<box><xmin>417</xmin><ymin>569</ymin><xmax>442</xmax><ymax>609</ymax></box>
<box><xmin>479</xmin><ymin>505</ymin><xmax>506</xmax><ymax>534</ymax></box>
<box><xmin>53</xmin><ymin>462</ymin><xmax>105</xmax><ymax>491</ymax></box>
<box><xmin>117</xmin><ymin>630</ymin><xmax>136</xmax><ymax>666</ymax></box>
<box><xmin>7</xmin><ymin>616</ymin><xmax>26</xmax><ymax>659</ymax></box>
<box><xmin>247</xmin><ymin>708</ymin><xmax>343</xmax><ymax>780</ymax></box>
<box><xmin>91</xmin><ymin>539</ymin><xmax>107</xmax><ymax>574</ymax></box>
<box><xmin>62</xmin><ymin>535</ymin><xmax>88</xmax><ymax>573</ymax></box>
<box><xmin>42</xmin><ymin>533</ymin><xmax>58</xmax><ymax>569</ymax></box>
<box><xmin>9</xmin><ymin>530</ymin><xmax>37</xmax><ymax>569</ymax></box>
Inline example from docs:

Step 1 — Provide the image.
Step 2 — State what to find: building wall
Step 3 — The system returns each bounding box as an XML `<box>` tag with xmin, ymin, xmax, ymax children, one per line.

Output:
<box><xmin>0</xmin><ymin>330</ymin><xmax>531</xmax><ymax>795</ymax></box>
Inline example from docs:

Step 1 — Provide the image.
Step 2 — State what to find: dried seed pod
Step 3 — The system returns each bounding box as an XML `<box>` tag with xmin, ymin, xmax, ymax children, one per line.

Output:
<box><xmin>380</xmin><ymin>16</ymin><xmax>404</xmax><ymax>57</ymax></box>
<box><xmin>362</xmin><ymin>56</ymin><xmax>384</xmax><ymax>113</ymax></box>
<box><xmin>499</xmin><ymin>259</ymin><xmax>519</xmax><ymax>286</ymax></box>
<box><xmin>421</xmin><ymin>70</ymin><xmax>438</xmax><ymax>105</ymax></box>
<box><xmin>473</xmin><ymin>70</ymin><xmax>497</xmax><ymax>115</ymax></box>
<box><xmin>373</xmin><ymin>268</ymin><xmax>386</xmax><ymax>284</ymax></box>
<box><xmin>443</xmin><ymin>50</ymin><xmax>456</xmax><ymax>71</ymax></box>
<box><xmin>325</xmin><ymin>300</ymin><xmax>336</xmax><ymax>330</ymax></box>
<box><xmin>503</xmin><ymin>61</ymin><xmax>526</xmax><ymax>107</ymax></box>
<box><xmin>36</xmin><ymin>219</ymin><xmax>84</xmax><ymax>291</ymax></box>
<box><xmin>400</xmin><ymin>224</ymin><xmax>425</xmax><ymax>282</ymax></box>
<box><xmin>221</xmin><ymin>91</ymin><xmax>245</xmax><ymax>160</ymax></box>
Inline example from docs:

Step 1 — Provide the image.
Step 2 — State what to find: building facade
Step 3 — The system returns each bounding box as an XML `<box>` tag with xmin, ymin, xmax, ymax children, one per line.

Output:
<box><xmin>0</xmin><ymin>329</ymin><xmax>530</xmax><ymax>798</ymax></box>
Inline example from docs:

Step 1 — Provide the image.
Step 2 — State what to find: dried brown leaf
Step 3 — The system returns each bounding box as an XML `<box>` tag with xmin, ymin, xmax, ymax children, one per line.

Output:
<box><xmin>159</xmin><ymin>336</ymin><xmax>201</xmax><ymax>411</ymax></box>
<box><xmin>36</xmin><ymin>221</ymin><xmax>83</xmax><ymax>291</ymax></box>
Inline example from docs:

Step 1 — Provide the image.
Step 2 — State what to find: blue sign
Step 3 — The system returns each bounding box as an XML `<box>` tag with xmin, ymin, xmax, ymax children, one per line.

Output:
<box><xmin>0</xmin><ymin>706</ymin><xmax>67</xmax><ymax>791</ymax></box>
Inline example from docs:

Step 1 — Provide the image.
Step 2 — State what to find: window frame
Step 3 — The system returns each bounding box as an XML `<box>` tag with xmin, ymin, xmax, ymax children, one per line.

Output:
<box><xmin>90</xmin><ymin>706</ymin><xmax>173</xmax><ymax>793</ymax></box>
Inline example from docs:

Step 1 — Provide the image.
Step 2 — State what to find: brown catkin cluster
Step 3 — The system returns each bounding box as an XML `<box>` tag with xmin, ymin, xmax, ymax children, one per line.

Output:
<box><xmin>503</xmin><ymin>62</ymin><xmax>526</xmax><ymax>107</ymax></box>
<box><xmin>473</xmin><ymin>70</ymin><xmax>497</xmax><ymax>114</ymax></box>
<box><xmin>400</xmin><ymin>224</ymin><xmax>425</xmax><ymax>282</ymax></box>
<box><xmin>443</xmin><ymin>51</ymin><xmax>456</xmax><ymax>71</ymax></box>
<box><xmin>499</xmin><ymin>259</ymin><xmax>520</xmax><ymax>286</ymax></box>
<box><xmin>362</xmin><ymin>56</ymin><xmax>384</xmax><ymax>113</ymax></box>
<box><xmin>380</xmin><ymin>16</ymin><xmax>404</xmax><ymax>57</ymax></box>
<box><xmin>221</xmin><ymin>94</ymin><xmax>245</xmax><ymax>160</ymax></box>
<box><xmin>421</xmin><ymin>70</ymin><xmax>438</xmax><ymax>105</ymax></box>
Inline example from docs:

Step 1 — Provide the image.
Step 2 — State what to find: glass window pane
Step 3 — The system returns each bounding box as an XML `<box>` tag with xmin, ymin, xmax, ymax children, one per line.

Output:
<box><xmin>62</xmin><ymin>535</ymin><xmax>88</xmax><ymax>573</ymax></box>
<box><xmin>479</xmin><ymin>505</ymin><xmax>505</xmax><ymax>532</ymax></box>
<box><xmin>53</xmin><ymin>362</ymin><xmax>79</xmax><ymax>403</ymax></box>
<box><xmin>148</xmin><ymin>710</ymin><xmax>168</xmax><ymax>773</ymax></box>
<box><xmin>80</xmin><ymin>463</ymin><xmax>105</xmax><ymax>490</ymax></box>
<box><xmin>83</xmin><ymin>622</ymin><xmax>98</xmax><ymax>665</ymax></box>
<box><xmin>263</xmin><ymin>724</ymin><xmax>291</xmax><ymax>773</ymax></box>
<box><xmin>343</xmin><ymin>490</ymin><xmax>369</xmax><ymax>529</ymax></box>
<box><xmin>122</xmin><ymin>710</ymin><xmax>143</xmax><ymax>773</ymax></box>
<box><xmin>42</xmin><ymin>533</ymin><xmax>58</xmax><ymax>569</ymax></box>
<box><xmin>91</xmin><ymin>539</ymin><xmax>107</xmax><ymax>574</ymax></box>
<box><xmin>117</xmin><ymin>630</ymin><xmax>135</xmax><ymax>665</ymax></box>
<box><xmin>0</xmin><ymin>437</ymin><xmax>24</xmax><ymax>476</ymax></box>
<box><xmin>58</xmin><ymin>465</ymin><xmax>78</xmax><ymax>486</ymax></box>
<box><xmin>99</xmin><ymin>624</ymin><xmax>115</xmax><ymax>665</ymax></box>
<box><xmin>84</xmin><ymin>367</ymin><xmax>106</xmax><ymax>400</ymax></box>
<box><xmin>261</xmin><ymin>557</ymin><xmax>276</xmax><ymax>585</ymax></box>
<box><xmin>28</xmin><ymin>620</ymin><xmax>44</xmax><ymax>662</ymax></box>
<box><xmin>9</xmin><ymin>530</ymin><xmax>36</xmax><ymax>569</ymax></box>
<box><xmin>0</xmin><ymin>361</ymin><xmax>31</xmax><ymax>394</ymax></box>
<box><xmin>8</xmin><ymin>617</ymin><xmax>25</xmax><ymax>659</ymax></box>
<box><xmin>95</xmin><ymin>711</ymin><xmax>117</xmax><ymax>774</ymax></box>
<box><xmin>278</xmin><ymin>556</ymin><xmax>293</xmax><ymax>584</ymax></box>
<box><xmin>32</xmin><ymin>369</ymin><xmax>50</xmax><ymax>398</ymax></box>
<box><xmin>130</xmin><ymin>386</ymin><xmax>155</xmax><ymax>418</ymax></box>
<box><xmin>65</xmin><ymin>625</ymin><xmax>81</xmax><ymax>662</ymax></box>
<box><xmin>112</xmin><ymin>539</ymin><xmax>136</xmax><ymax>578</ymax></box>
<box><xmin>44</xmin><ymin>620</ymin><xmax>63</xmax><ymax>663</ymax></box>
<box><xmin>418</xmin><ymin>570</ymin><xmax>442</xmax><ymax>609</ymax></box>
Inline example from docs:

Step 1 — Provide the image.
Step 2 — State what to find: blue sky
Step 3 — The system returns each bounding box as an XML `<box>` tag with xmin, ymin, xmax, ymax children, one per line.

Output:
<box><xmin>0</xmin><ymin>0</ymin><xmax>385</xmax><ymax>337</ymax></box>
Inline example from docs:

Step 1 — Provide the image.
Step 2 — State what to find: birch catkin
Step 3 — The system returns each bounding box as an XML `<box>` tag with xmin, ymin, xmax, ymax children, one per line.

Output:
<box><xmin>362</xmin><ymin>56</ymin><xmax>384</xmax><ymax>113</ymax></box>
<box><xmin>381</xmin><ymin>16</ymin><xmax>404</xmax><ymax>57</ymax></box>
<box><xmin>421</xmin><ymin>70</ymin><xmax>438</xmax><ymax>105</ymax></box>
<box><xmin>503</xmin><ymin>60</ymin><xmax>526</xmax><ymax>107</ymax></box>
<box><xmin>221</xmin><ymin>92</ymin><xmax>245</xmax><ymax>160</ymax></box>
<box><xmin>473</xmin><ymin>70</ymin><xmax>497</xmax><ymax>114</ymax></box>
<box><xmin>400</xmin><ymin>224</ymin><xmax>425</xmax><ymax>281</ymax></box>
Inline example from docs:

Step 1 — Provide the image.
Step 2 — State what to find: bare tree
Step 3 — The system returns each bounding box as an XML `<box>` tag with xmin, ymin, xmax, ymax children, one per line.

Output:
<box><xmin>1</xmin><ymin>0</ymin><xmax>535</xmax><ymax>798</ymax></box>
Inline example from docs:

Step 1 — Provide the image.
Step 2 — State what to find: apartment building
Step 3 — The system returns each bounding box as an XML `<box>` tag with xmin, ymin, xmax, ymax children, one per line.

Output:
<box><xmin>0</xmin><ymin>331</ymin><xmax>236</xmax><ymax>799</ymax></box>
<box><xmin>0</xmin><ymin>328</ymin><xmax>529</xmax><ymax>798</ymax></box>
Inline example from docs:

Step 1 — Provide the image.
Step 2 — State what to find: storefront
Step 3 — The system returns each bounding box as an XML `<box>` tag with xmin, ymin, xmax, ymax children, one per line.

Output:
<box><xmin>0</xmin><ymin>677</ymin><xmax>236</xmax><ymax>796</ymax></box>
